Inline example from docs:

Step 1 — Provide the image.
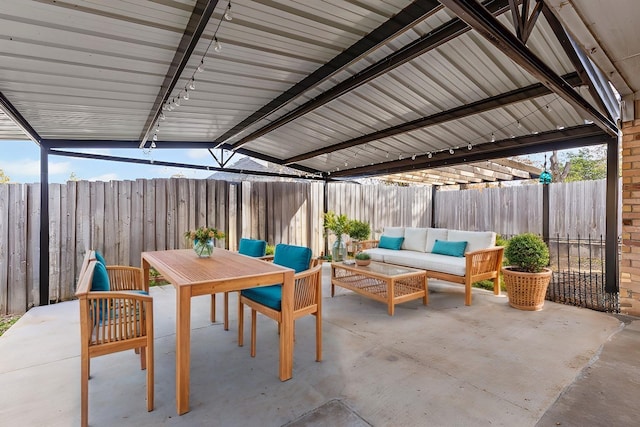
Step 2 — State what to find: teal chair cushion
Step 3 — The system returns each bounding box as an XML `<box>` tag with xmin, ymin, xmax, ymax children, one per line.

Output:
<box><xmin>432</xmin><ymin>240</ymin><xmax>468</xmax><ymax>257</ymax></box>
<box><xmin>91</xmin><ymin>261</ymin><xmax>110</xmax><ymax>291</ymax></box>
<box><xmin>273</xmin><ymin>243</ymin><xmax>312</xmax><ymax>273</ymax></box>
<box><xmin>95</xmin><ymin>251</ymin><xmax>107</xmax><ymax>266</ymax></box>
<box><xmin>241</xmin><ymin>244</ymin><xmax>312</xmax><ymax>310</ymax></box>
<box><xmin>239</xmin><ymin>238</ymin><xmax>267</xmax><ymax>257</ymax></box>
<box><xmin>241</xmin><ymin>285</ymin><xmax>282</xmax><ymax>311</ymax></box>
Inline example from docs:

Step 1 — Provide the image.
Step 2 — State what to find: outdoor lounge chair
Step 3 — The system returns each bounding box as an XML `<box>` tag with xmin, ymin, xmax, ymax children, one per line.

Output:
<box><xmin>211</xmin><ymin>238</ymin><xmax>267</xmax><ymax>330</ymax></box>
<box><xmin>76</xmin><ymin>251</ymin><xmax>154</xmax><ymax>427</ymax></box>
<box><xmin>238</xmin><ymin>244</ymin><xmax>322</xmax><ymax>362</ymax></box>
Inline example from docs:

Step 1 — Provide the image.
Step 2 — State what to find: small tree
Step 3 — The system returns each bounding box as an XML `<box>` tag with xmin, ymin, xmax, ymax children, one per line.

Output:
<box><xmin>0</xmin><ymin>169</ymin><xmax>9</xmax><ymax>183</ymax></box>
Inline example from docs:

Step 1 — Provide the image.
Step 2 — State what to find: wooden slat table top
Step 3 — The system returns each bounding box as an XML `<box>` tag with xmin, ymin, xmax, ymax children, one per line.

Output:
<box><xmin>142</xmin><ymin>249</ymin><xmax>291</xmax><ymax>287</ymax></box>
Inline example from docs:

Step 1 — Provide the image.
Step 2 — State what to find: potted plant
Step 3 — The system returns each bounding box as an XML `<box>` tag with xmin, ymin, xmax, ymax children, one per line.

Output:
<box><xmin>184</xmin><ymin>226</ymin><xmax>225</xmax><ymax>257</ymax></box>
<box><xmin>323</xmin><ymin>211</ymin><xmax>350</xmax><ymax>262</ymax></box>
<box><xmin>354</xmin><ymin>251</ymin><xmax>371</xmax><ymax>266</ymax></box>
<box><xmin>502</xmin><ymin>233</ymin><xmax>552</xmax><ymax>311</ymax></box>
<box><xmin>348</xmin><ymin>219</ymin><xmax>371</xmax><ymax>254</ymax></box>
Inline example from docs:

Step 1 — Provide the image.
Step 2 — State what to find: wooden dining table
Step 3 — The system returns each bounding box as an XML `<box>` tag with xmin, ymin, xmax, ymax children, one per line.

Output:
<box><xmin>141</xmin><ymin>248</ymin><xmax>295</xmax><ymax>415</ymax></box>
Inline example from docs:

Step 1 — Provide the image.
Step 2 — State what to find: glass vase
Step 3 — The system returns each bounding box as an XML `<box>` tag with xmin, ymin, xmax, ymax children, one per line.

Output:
<box><xmin>332</xmin><ymin>239</ymin><xmax>347</xmax><ymax>262</ymax></box>
<box><xmin>193</xmin><ymin>238</ymin><xmax>214</xmax><ymax>257</ymax></box>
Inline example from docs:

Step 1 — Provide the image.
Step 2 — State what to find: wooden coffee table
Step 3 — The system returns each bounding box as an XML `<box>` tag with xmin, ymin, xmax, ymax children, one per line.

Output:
<box><xmin>331</xmin><ymin>261</ymin><xmax>427</xmax><ymax>315</ymax></box>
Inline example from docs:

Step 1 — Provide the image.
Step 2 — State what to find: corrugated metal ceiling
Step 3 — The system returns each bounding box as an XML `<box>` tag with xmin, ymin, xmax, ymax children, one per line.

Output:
<box><xmin>0</xmin><ymin>0</ymin><xmax>619</xmax><ymax>184</ymax></box>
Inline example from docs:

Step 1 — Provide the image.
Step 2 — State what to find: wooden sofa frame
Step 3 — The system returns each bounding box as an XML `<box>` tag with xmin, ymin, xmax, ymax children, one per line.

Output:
<box><xmin>361</xmin><ymin>240</ymin><xmax>504</xmax><ymax>306</ymax></box>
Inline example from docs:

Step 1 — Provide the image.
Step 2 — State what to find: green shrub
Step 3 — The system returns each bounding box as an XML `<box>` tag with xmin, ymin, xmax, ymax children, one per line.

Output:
<box><xmin>265</xmin><ymin>244</ymin><xmax>275</xmax><ymax>256</ymax></box>
<box><xmin>348</xmin><ymin>220</ymin><xmax>371</xmax><ymax>241</ymax></box>
<box><xmin>355</xmin><ymin>252</ymin><xmax>371</xmax><ymax>260</ymax></box>
<box><xmin>504</xmin><ymin>233</ymin><xmax>549</xmax><ymax>273</ymax></box>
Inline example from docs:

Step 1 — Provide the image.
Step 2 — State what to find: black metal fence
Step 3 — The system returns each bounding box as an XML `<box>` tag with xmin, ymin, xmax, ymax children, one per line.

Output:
<box><xmin>546</xmin><ymin>234</ymin><xmax>619</xmax><ymax>313</ymax></box>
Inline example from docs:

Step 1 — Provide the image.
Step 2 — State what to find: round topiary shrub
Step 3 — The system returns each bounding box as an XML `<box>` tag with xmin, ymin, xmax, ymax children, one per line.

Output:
<box><xmin>504</xmin><ymin>233</ymin><xmax>549</xmax><ymax>273</ymax></box>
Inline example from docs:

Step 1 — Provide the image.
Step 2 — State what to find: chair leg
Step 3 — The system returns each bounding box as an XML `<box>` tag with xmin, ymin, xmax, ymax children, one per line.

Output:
<box><xmin>81</xmin><ymin>353</ymin><xmax>89</xmax><ymax>427</ymax></box>
<box><xmin>250</xmin><ymin>309</ymin><xmax>257</xmax><ymax>358</ymax></box>
<box><xmin>224</xmin><ymin>292</ymin><xmax>229</xmax><ymax>331</ymax></box>
<box><xmin>315</xmin><ymin>313</ymin><xmax>322</xmax><ymax>362</ymax></box>
<box><xmin>140</xmin><ymin>347</ymin><xmax>147</xmax><ymax>370</ymax></box>
<box><xmin>211</xmin><ymin>294</ymin><xmax>216</xmax><ymax>323</ymax></box>
<box><xmin>238</xmin><ymin>298</ymin><xmax>244</xmax><ymax>347</ymax></box>
<box><xmin>146</xmin><ymin>341</ymin><xmax>154</xmax><ymax>411</ymax></box>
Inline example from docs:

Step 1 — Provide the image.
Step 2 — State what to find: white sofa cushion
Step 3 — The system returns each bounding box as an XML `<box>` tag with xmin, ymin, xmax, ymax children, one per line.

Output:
<box><xmin>363</xmin><ymin>248</ymin><xmax>391</xmax><ymax>262</ymax></box>
<box><xmin>447</xmin><ymin>230</ymin><xmax>496</xmax><ymax>253</ymax></box>
<box><xmin>425</xmin><ymin>228</ymin><xmax>448</xmax><ymax>252</ymax></box>
<box><xmin>383</xmin><ymin>227</ymin><xmax>405</xmax><ymax>238</ymax></box>
<box><xmin>402</xmin><ymin>227</ymin><xmax>428</xmax><ymax>252</ymax></box>
<box><xmin>382</xmin><ymin>251</ymin><xmax>466</xmax><ymax>276</ymax></box>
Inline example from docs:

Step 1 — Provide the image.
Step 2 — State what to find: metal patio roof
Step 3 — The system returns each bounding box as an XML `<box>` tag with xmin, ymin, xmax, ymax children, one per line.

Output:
<box><xmin>0</xmin><ymin>0</ymin><xmax>629</xmax><ymax>183</ymax></box>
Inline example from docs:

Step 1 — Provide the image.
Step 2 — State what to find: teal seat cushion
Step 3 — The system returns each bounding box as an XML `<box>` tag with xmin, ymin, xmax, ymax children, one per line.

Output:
<box><xmin>432</xmin><ymin>240</ymin><xmax>468</xmax><ymax>257</ymax></box>
<box><xmin>91</xmin><ymin>261</ymin><xmax>110</xmax><ymax>291</ymax></box>
<box><xmin>239</xmin><ymin>238</ymin><xmax>267</xmax><ymax>257</ymax></box>
<box><xmin>378</xmin><ymin>235</ymin><xmax>404</xmax><ymax>250</ymax></box>
<box><xmin>95</xmin><ymin>251</ymin><xmax>107</xmax><ymax>266</ymax></box>
<box><xmin>273</xmin><ymin>244</ymin><xmax>312</xmax><ymax>273</ymax></box>
<box><xmin>241</xmin><ymin>285</ymin><xmax>282</xmax><ymax>311</ymax></box>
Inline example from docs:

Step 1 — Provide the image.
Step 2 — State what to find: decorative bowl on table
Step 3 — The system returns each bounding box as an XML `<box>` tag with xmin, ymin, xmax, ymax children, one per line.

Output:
<box><xmin>354</xmin><ymin>252</ymin><xmax>371</xmax><ymax>266</ymax></box>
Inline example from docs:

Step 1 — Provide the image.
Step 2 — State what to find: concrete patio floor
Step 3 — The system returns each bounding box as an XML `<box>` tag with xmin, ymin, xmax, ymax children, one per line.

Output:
<box><xmin>1</xmin><ymin>264</ymin><xmax>638</xmax><ymax>426</ymax></box>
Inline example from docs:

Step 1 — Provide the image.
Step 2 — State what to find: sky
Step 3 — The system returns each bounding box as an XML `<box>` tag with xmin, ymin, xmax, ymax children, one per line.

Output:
<box><xmin>0</xmin><ymin>140</ymin><xmax>245</xmax><ymax>184</ymax></box>
<box><xmin>1</xmin><ymin>139</ymin><xmax>589</xmax><ymax>185</ymax></box>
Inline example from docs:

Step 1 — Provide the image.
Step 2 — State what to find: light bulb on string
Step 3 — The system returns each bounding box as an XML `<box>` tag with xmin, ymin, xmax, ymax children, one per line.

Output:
<box><xmin>449</xmin><ymin>148</ymin><xmax>454</xmax><ymax>154</ymax></box>
<box><xmin>214</xmin><ymin>37</ymin><xmax>222</xmax><ymax>52</ymax></box>
<box><xmin>197</xmin><ymin>60</ymin><xmax>205</xmax><ymax>73</ymax></box>
<box><xmin>152</xmin><ymin>134</ymin><xmax>158</xmax><ymax>142</ymax></box>
<box><xmin>188</xmin><ymin>79</ymin><xmax>195</xmax><ymax>90</ymax></box>
<box><xmin>398</xmin><ymin>154</ymin><xmax>403</xmax><ymax>160</ymax></box>
<box><xmin>428</xmin><ymin>152</ymin><xmax>432</xmax><ymax>159</ymax></box>
<box><xmin>175</xmin><ymin>97</ymin><xmax>181</xmax><ymax>107</ymax></box>
<box><xmin>224</xmin><ymin>3</ymin><xmax>233</xmax><ymax>21</ymax></box>
<box><xmin>411</xmin><ymin>154</ymin><xmax>416</xmax><ymax>160</ymax></box>
<box><xmin>491</xmin><ymin>133</ymin><xmax>496</xmax><ymax>143</ymax></box>
<box><xmin>517</xmin><ymin>120</ymin><xmax>522</xmax><ymax>129</ymax></box>
<box><xmin>160</xmin><ymin>112</ymin><xmax>166</xmax><ymax>121</ymax></box>
<box><xmin>183</xmin><ymin>91</ymin><xmax>189</xmax><ymax>100</ymax></box>
<box><xmin>467</xmin><ymin>143</ymin><xmax>472</xmax><ymax>150</ymax></box>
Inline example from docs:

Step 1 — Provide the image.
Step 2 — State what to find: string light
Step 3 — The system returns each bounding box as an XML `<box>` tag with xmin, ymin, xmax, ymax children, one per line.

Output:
<box><xmin>224</xmin><ymin>3</ymin><xmax>233</xmax><ymax>20</ymax></box>
<box><xmin>150</xmin><ymin>1</ymin><xmax>232</xmax><ymax>147</ymax></box>
<box><xmin>327</xmin><ymin>97</ymin><xmax>569</xmax><ymax>175</ymax></box>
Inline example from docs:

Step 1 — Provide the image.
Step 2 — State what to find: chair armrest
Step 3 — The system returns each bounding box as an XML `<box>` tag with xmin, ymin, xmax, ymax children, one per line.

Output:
<box><xmin>359</xmin><ymin>240</ymin><xmax>379</xmax><ymax>250</ymax></box>
<box><xmin>465</xmin><ymin>246</ymin><xmax>504</xmax><ymax>276</ymax></box>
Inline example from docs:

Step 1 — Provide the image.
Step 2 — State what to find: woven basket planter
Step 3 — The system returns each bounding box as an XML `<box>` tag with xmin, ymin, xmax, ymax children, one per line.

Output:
<box><xmin>502</xmin><ymin>267</ymin><xmax>552</xmax><ymax>311</ymax></box>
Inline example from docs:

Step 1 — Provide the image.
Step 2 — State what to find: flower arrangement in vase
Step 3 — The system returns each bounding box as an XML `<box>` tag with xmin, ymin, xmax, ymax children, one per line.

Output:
<box><xmin>184</xmin><ymin>226</ymin><xmax>225</xmax><ymax>257</ymax></box>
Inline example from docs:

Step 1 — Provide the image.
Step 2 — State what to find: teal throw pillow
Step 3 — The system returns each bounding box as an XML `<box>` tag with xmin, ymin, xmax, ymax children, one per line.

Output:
<box><xmin>432</xmin><ymin>240</ymin><xmax>468</xmax><ymax>257</ymax></box>
<box><xmin>378</xmin><ymin>235</ymin><xmax>404</xmax><ymax>250</ymax></box>
<box><xmin>273</xmin><ymin>244</ymin><xmax>312</xmax><ymax>273</ymax></box>
<box><xmin>95</xmin><ymin>251</ymin><xmax>107</xmax><ymax>266</ymax></box>
<box><xmin>239</xmin><ymin>238</ymin><xmax>267</xmax><ymax>257</ymax></box>
<box><xmin>91</xmin><ymin>261</ymin><xmax>110</xmax><ymax>291</ymax></box>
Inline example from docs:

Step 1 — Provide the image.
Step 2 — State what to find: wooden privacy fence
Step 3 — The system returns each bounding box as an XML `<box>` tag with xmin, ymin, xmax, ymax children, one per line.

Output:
<box><xmin>0</xmin><ymin>178</ymin><xmax>608</xmax><ymax>314</ymax></box>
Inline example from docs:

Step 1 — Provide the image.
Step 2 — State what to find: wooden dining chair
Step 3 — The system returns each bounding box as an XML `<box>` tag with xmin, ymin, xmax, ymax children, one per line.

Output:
<box><xmin>211</xmin><ymin>238</ymin><xmax>267</xmax><ymax>330</ymax></box>
<box><xmin>238</xmin><ymin>244</ymin><xmax>322</xmax><ymax>362</ymax></box>
<box><xmin>76</xmin><ymin>251</ymin><xmax>154</xmax><ymax>427</ymax></box>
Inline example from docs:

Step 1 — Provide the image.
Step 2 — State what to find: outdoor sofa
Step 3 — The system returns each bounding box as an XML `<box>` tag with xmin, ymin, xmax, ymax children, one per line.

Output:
<box><xmin>362</xmin><ymin>227</ymin><xmax>504</xmax><ymax>305</ymax></box>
